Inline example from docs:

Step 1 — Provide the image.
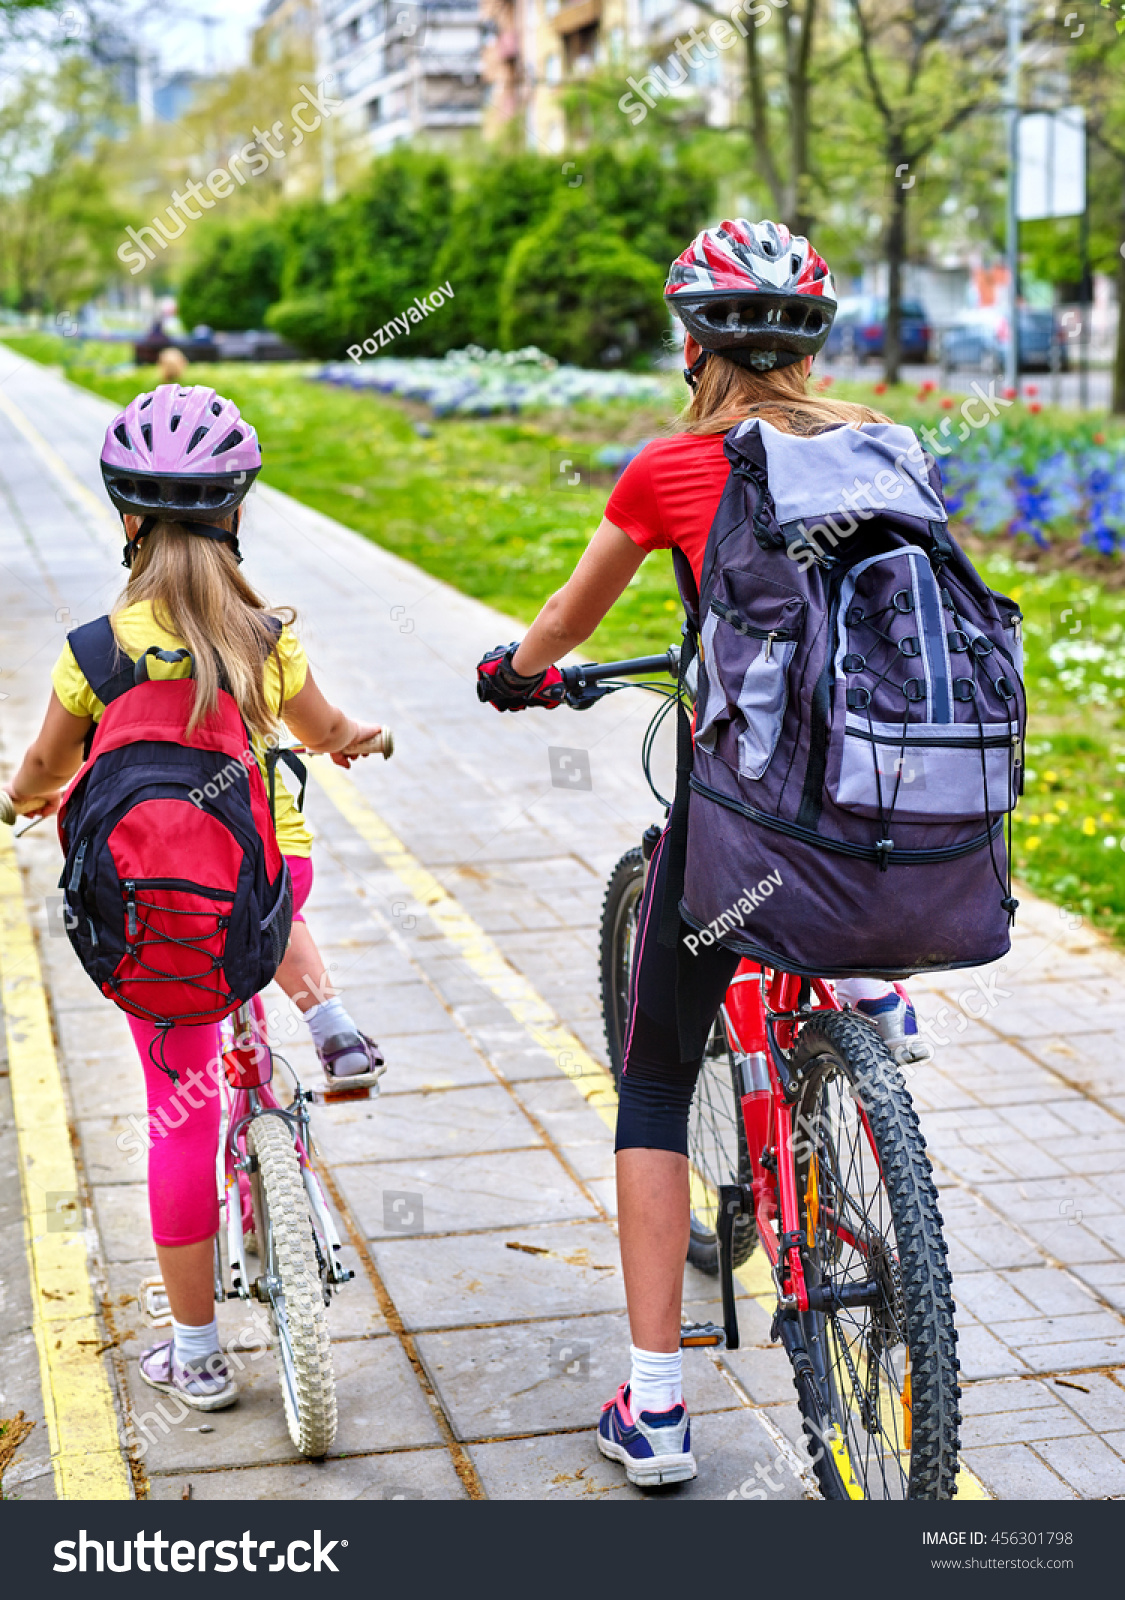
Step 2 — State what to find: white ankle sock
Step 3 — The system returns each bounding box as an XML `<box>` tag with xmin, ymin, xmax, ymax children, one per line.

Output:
<box><xmin>172</xmin><ymin>1316</ymin><xmax>220</xmax><ymax>1365</ymax></box>
<box><xmin>628</xmin><ymin>1345</ymin><xmax>683</xmax><ymax>1416</ymax></box>
<box><xmin>305</xmin><ymin>997</ymin><xmax>368</xmax><ymax>1075</ymax></box>
<box><xmin>836</xmin><ymin>977</ymin><xmax>897</xmax><ymax>1006</ymax></box>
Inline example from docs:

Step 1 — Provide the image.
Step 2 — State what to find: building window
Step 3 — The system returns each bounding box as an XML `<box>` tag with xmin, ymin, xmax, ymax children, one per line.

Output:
<box><xmin>366</xmin><ymin>96</ymin><xmax>382</xmax><ymax>124</ymax></box>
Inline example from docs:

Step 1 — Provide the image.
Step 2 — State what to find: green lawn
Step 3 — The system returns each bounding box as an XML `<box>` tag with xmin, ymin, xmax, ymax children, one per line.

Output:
<box><xmin>4</xmin><ymin>332</ymin><xmax>1124</xmax><ymax>942</ymax></box>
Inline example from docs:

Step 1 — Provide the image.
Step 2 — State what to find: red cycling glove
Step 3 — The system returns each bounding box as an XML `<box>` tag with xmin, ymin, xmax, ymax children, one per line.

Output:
<box><xmin>476</xmin><ymin>643</ymin><xmax>565</xmax><ymax>712</ymax></box>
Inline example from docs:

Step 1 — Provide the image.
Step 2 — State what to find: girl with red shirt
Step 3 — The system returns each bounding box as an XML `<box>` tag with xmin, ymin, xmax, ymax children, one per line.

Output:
<box><xmin>478</xmin><ymin>222</ymin><xmax>927</xmax><ymax>1487</ymax></box>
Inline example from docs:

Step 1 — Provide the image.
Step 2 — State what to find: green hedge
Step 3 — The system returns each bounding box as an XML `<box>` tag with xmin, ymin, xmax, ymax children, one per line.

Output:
<box><xmin>178</xmin><ymin>144</ymin><xmax>715</xmax><ymax>366</ymax></box>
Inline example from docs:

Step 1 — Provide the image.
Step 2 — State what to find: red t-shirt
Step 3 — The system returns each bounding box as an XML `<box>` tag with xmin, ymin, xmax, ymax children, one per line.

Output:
<box><xmin>605</xmin><ymin>434</ymin><xmax>731</xmax><ymax>589</ymax></box>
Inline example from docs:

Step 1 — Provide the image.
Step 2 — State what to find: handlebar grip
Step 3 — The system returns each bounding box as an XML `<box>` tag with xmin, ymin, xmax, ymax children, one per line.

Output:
<box><xmin>0</xmin><ymin>790</ymin><xmax>15</xmax><ymax>827</ymax></box>
<box><xmin>349</xmin><ymin>728</ymin><xmax>394</xmax><ymax>759</ymax></box>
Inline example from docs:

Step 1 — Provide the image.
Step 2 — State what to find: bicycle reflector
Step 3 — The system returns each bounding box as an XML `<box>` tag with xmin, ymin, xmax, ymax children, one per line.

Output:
<box><xmin>223</xmin><ymin>1028</ymin><xmax>273</xmax><ymax>1090</ymax></box>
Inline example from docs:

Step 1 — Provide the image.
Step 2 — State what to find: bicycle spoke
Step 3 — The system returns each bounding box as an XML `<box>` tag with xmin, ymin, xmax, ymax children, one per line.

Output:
<box><xmin>802</xmin><ymin>1068</ymin><xmax>914</xmax><ymax>1499</ymax></box>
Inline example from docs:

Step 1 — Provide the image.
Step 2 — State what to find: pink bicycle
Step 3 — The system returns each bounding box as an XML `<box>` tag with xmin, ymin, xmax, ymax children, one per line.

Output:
<box><xmin>216</xmin><ymin>994</ymin><xmax>371</xmax><ymax>1458</ymax></box>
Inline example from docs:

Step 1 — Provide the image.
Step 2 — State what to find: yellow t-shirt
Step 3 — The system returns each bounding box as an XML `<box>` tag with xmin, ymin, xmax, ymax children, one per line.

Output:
<box><xmin>51</xmin><ymin>602</ymin><xmax>314</xmax><ymax>858</ymax></box>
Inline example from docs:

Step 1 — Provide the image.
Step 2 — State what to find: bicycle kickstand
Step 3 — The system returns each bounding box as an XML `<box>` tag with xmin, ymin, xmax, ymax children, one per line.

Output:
<box><xmin>717</xmin><ymin>1184</ymin><xmax>746</xmax><ymax>1351</ymax></box>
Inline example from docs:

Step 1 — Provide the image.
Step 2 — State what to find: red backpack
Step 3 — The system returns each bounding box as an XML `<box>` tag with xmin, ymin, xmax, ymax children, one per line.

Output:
<box><xmin>57</xmin><ymin>617</ymin><xmax>293</xmax><ymax>1071</ymax></box>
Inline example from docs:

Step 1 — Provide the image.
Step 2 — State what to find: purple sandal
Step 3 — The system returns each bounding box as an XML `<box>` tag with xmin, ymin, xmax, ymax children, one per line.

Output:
<box><xmin>316</xmin><ymin>1030</ymin><xmax>386</xmax><ymax>1088</ymax></box>
<box><xmin>139</xmin><ymin>1340</ymin><xmax>239</xmax><ymax>1412</ymax></box>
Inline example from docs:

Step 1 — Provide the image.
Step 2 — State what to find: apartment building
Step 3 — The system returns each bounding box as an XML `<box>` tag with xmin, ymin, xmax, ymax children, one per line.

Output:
<box><xmin>319</xmin><ymin>0</ymin><xmax>486</xmax><ymax>153</ymax></box>
<box><xmin>481</xmin><ymin>0</ymin><xmax>742</xmax><ymax>151</ymax></box>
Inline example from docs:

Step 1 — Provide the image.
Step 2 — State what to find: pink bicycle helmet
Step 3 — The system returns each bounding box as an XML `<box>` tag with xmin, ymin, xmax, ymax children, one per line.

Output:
<box><xmin>101</xmin><ymin>385</ymin><xmax>262</xmax><ymax>562</ymax></box>
<box><xmin>665</xmin><ymin>219</ymin><xmax>837</xmax><ymax>377</ymax></box>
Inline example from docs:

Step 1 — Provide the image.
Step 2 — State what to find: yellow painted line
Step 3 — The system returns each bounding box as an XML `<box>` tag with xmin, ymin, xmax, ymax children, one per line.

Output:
<box><xmin>311</xmin><ymin>757</ymin><xmax>621</xmax><ymax>1120</ymax></box>
<box><xmin>0</xmin><ymin>382</ymin><xmax>119</xmax><ymax>536</ymax></box>
<box><xmin>0</xmin><ymin>827</ymin><xmax>131</xmax><ymax>1499</ymax></box>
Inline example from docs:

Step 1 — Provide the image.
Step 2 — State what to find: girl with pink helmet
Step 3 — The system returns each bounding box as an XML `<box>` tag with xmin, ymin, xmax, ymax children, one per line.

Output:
<box><xmin>2</xmin><ymin>384</ymin><xmax>387</xmax><ymax>1411</ymax></box>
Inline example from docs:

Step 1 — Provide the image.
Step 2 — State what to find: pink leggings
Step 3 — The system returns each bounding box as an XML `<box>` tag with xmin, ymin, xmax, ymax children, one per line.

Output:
<box><xmin>129</xmin><ymin>855</ymin><xmax>314</xmax><ymax>1248</ymax></box>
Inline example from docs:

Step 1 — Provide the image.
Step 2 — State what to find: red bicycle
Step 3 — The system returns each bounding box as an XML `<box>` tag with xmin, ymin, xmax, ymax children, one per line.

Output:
<box><xmin>565</xmin><ymin>649</ymin><xmax>961</xmax><ymax>1501</ymax></box>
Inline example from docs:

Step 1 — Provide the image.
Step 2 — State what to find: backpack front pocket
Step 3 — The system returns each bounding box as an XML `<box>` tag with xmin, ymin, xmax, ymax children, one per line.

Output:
<box><xmin>831</xmin><ymin>720</ymin><xmax>1020</xmax><ymax>823</ymax></box>
<box><xmin>826</xmin><ymin>548</ymin><xmax>1023</xmax><ymax>825</ymax></box>
<box><xmin>696</xmin><ymin>574</ymin><xmax>807</xmax><ymax>781</ymax></box>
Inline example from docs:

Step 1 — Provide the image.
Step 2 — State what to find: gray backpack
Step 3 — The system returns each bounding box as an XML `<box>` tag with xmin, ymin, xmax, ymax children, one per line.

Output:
<box><xmin>674</xmin><ymin>417</ymin><xmax>1025</xmax><ymax>978</ymax></box>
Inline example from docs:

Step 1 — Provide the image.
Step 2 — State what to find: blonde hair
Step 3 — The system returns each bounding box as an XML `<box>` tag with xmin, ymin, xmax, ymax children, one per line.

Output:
<box><xmin>679</xmin><ymin>354</ymin><xmax>890</xmax><ymax>437</ymax></box>
<box><xmin>115</xmin><ymin>521</ymin><xmax>294</xmax><ymax>738</ymax></box>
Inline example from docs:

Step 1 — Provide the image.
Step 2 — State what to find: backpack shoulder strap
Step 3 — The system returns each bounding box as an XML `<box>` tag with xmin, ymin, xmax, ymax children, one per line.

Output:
<box><xmin>67</xmin><ymin>617</ymin><xmax>136</xmax><ymax>707</ymax></box>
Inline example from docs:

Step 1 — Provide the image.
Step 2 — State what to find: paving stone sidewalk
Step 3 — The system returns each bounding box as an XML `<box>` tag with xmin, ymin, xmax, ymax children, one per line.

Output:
<box><xmin>1</xmin><ymin>351</ymin><xmax>1123</xmax><ymax>1501</ymax></box>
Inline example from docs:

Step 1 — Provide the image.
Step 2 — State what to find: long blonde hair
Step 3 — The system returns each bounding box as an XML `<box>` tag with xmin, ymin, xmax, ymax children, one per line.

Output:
<box><xmin>115</xmin><ymin>522</ymin><xmax>293</xmax><ymax>738</ymax></box>
<box><xmin>679</xmin><ymin>354</ymin><xmax>890</xmax><ymax>437</ymax></box>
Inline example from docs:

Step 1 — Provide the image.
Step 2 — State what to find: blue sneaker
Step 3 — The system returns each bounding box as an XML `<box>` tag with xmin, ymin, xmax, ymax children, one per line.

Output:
<box><xmin>597</xmin><ymin>1383</ymin><xmax>696</xmax><ymax>1487</ymax></box>
<box><xmin>854</xmin><ymin>984</ymin><xmax>932</xmax><ymax>1065</ymax></box>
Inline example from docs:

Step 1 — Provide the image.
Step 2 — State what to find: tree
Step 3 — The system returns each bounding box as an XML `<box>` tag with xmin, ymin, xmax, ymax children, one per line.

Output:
<box><xmin>0</xmin><ymin>53</ymin><xmax>126</xmax><ymax>313</ymax></box>
<box><xmin>847</xmin><ymin>0</ymin><xmax>1006</xmax><ymax>383</ymax></box>
<box><xmin>1072</xmin><ymin>3</ymin><xmax>1125</xmax><ymax>412</ymax></box>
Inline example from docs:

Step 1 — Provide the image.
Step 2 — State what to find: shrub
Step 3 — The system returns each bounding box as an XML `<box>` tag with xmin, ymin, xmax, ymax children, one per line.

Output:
<box><xmin>430</xmin><ymin>154</ymin><xmax>559</xmax><ymax>351</ymax></box>
<box><xmin>264</xmin><ymin>293</ymin><xmax>352</xmax><ymax>358</ymax></box>
<box><xmin>177</xmin><ymin>221</ymin><xmax>285</xmax><ymax>331</ymax></box>
<box><xmin>498</xmin><ymin>190</ymin><xmax>667</xmax><ymax>366</ymax></box>
<box><xmin>330</xmin><ymin>148</ymin><xmax>453</xmax><ymax>355</ymax></box>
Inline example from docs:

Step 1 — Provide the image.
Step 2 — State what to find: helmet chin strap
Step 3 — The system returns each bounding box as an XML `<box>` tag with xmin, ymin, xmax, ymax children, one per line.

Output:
<box><xmin>122</xmin><ymin>510</ymin><xmax>243</xmax><ymax>569</ymax></box>
<box><xmin>683</xmin><ymin>349</ymin><xmax>710</xmax><ymax>390</ymax></box>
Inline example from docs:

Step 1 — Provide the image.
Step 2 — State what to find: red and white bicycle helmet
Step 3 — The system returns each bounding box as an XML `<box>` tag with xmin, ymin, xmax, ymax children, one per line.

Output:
<box><xmin>665</xmin><ymin>219</ymin><xmax>837</xmax><ymax>375</ymax></box>
<box><xmin>101</xmin><ymin>385</ymin><xmax>262</xmax><ymax>563</ymax></box>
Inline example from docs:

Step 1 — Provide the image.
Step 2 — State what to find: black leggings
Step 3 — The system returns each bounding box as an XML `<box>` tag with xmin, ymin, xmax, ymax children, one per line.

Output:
<box><xmin>614</xmin><ymin>828</ymin><xmax>741</xmax><ymax>1157</ymax></box>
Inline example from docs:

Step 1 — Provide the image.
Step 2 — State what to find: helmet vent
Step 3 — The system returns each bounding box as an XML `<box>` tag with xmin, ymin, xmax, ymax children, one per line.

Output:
<box><xmin>140</xmin><ymin>395</ymin><xmax>153</xmax><ymax>410</ymax></box>
<box><xmin>211</xmin><ymin>401</ymin><xmax>222</xmax><ymax>416</ymax></box>
<box><xmin>141</xmin><ymin>423</ymin><xmax>153</xmax><ymax>451</ymax></box>
<box><xmin>187</xmin><ymin>426</ymin><xmax>209</xmax><ymax>454</ymax></box>
<box><xmin>113</xmin><ymin>423</ymin><xmax>132</xmax><ymax>450</ymax></box>
<box><xmin>211</xmin><ymin>429</ymin><xmax>243</xmax><ymax>455</ymax></box>
<box><xmin>791</xmin><ymin>255</ymin><xmax>800</xmax><ymax>273</ymax></box>
<box><xmin>170</xmin><ymin>414</ymin><xmax>181</xmax><ymax>432</ymax></box>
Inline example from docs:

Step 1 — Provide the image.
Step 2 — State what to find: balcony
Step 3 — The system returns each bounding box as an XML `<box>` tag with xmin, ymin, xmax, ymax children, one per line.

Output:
<box><xmin>422</xmin><ymin>51</ymin><xmax>482</xmax><ymax>74</ymax></box>
<box><xmin>552</xmin><ymin>0</ymin><xmax>601</xmax><ymax>34</ymax></box>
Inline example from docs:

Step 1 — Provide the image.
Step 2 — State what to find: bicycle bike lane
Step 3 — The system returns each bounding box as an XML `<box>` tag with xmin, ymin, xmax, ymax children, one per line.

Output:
<box><xmin>1</xmin><ymin>348</ymin><xmax>1123</xmax><ymax>1502</ymax></box>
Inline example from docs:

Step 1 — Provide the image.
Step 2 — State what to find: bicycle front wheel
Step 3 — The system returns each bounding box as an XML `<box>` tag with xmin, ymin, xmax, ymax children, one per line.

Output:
<box><xmin>599</xmin><ymin>847</ymin><xmax>756</xmax><ymax>1275</ymax></box>
<box><xmin>786</xmin><ymin>1011</ymin><xmax>960</xmax><ymax>1500</ymax></box>
<box><xmin>248</xmin><ymin>1113</ymin><xmax>338</xmax><ymax>1458</ymax></box>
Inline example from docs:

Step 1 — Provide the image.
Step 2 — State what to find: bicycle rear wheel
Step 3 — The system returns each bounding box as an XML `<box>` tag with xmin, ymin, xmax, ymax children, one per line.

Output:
<box><xmin>248</xmin><ymin>1113</ymin><xmax>338</xmax><ymax>1458</ymax></box>
<box><xmin>785</xmin><ymin>1011</ymin><xmax>960</xmax><ymax>1500</ymax></box>
<box><xmin>599</xmin><ymin>847</ymin><xmax>756</xmax><ymax>1275</ymax></box>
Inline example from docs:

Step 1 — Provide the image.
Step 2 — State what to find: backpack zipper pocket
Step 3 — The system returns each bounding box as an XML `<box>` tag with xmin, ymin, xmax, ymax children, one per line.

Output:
<box><xmin>699</xmin><ymin>588</ymin><xmax>807</xmax><ymax>780</ymax></box>
<box><xmin>709</xmin><ymin>600</ymin><xmax>801</xmax><ymax>663</ymax></box>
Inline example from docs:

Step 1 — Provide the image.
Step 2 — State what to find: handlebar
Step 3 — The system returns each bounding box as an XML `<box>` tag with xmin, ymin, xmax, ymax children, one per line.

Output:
<box><xmin>559</xmin><ymin>647</ymin><xmax>680</xmax><ymax>709</ymax></box>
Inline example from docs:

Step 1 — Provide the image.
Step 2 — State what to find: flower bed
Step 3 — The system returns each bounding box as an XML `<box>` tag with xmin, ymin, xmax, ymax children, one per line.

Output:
<box><xmin>940</xmin><ymin>440</ymin><xmax>1125</xmax><ymax>554</ymax></box>
<box><xmin>314</xmin><ymin>345</ymin><xmax>670</xmax><ymax>417</ymax></box>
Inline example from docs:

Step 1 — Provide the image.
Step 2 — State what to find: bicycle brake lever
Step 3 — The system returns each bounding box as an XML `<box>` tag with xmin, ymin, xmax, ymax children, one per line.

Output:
<box><xmin>565</xmin><ymin>684</ymin><xmax>613</xmax><ymax>711</ymax></box>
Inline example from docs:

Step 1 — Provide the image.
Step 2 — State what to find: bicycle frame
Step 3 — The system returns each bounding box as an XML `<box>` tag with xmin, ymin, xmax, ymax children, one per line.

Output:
<box><xmin>720</xmin><ymin>966</ymin><xmax>839</xmax><ymax>1318</ymax></box>
<box><xmin>218</xmin><ymin>995</ymin><xmax>351</xmax><ymax>1305</ymax></box>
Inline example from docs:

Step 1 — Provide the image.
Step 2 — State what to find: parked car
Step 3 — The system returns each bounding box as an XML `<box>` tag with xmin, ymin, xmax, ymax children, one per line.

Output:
<box><xmin>131</xmin><ymin>327</ymin><xmax>299</xmax><ymax>366</ymax></box>
<box><xmin>938</xmin><ymin>306</ymin><xmax>1069</xmax><ymax>373</ymax></box>
<box><xmin>823</xmin><ymin>296</ymin><xmax>932</xmax><ymax>362</ymax></box>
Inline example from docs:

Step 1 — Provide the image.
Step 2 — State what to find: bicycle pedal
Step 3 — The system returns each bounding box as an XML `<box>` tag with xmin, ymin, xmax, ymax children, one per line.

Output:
<box><xmin>680</xmin><ymin>1321</ymin><xmax>726</xmax><ymax>1349</ymax></box>
<box><xmin>138</xmin><ymin>1275</ymin><xmax>172</xmax><ymax>1327</ymax></box>
<box><xmin>313</xmin><ymin>1077</ymin><xmax>378</xmax><ymax>1104</ymax></box>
